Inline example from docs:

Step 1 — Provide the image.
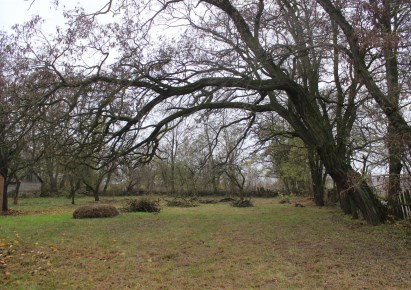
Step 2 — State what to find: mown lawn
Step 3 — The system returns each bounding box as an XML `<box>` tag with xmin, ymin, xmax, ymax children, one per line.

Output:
<box><xmin>1</xmin><ymin>196</ymin><xmax>410</xmax><ymax>289</ymax></box>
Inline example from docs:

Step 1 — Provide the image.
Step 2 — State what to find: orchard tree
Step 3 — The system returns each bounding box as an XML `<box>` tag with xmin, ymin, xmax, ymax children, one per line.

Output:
<box><xmin>0</xmin><ymin>31</ymin><xmax>49</xmax><ymax>212</ymax></box>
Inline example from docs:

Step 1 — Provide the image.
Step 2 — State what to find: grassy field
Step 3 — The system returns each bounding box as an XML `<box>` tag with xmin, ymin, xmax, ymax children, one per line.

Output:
<box><xmin>0</xmin><ymin>196</ymin><xmax>410</xmax><ymax>290</ymax></box>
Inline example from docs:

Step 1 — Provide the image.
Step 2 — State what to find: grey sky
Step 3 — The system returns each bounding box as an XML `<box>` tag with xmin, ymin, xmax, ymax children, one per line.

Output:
<box><xmin>0</xmin><ymin>0</ymin><xmax>105</xmax><ymax>32</ymax></box>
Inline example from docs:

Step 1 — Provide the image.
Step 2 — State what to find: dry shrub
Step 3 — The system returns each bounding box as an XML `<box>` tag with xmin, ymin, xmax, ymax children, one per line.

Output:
<box><xmin>166</xmin><ymin>198</ymin><xmax>198</xmax><ymax>207</ymax></box>
<box><xmin>219</xmin><ymin>197</ymin><xmax>236</xmax><ymax>203</ymax></box>
<box><xmin>122</xmin><ymin>198</ymin><xmax>161</xmax><ymax>213</ymax></box>
<box><xmin>231</xmin><ymin>199</ymin><xmax>253</xmax><ymax>207</ymax></box>
<box><xmin>73</xmin><ymin>204</ymin><xmax>119</xmax><ymax>219</ymax></box>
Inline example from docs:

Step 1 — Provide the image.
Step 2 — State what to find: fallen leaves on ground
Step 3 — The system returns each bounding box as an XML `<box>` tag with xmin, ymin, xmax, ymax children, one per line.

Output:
<box><xmin>0</xmin><ymin>233</ymin><xmax>60</xmax><ymax>282</ymax></box>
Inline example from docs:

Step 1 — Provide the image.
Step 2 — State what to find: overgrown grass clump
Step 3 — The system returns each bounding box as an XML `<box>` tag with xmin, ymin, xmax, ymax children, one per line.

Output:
<box><xmin>73</xmin><ymin>204</ymin><xmax>119</xmax><ymax>219</ymax></box>
<box><xmin>122</xmin><ymin>198</ymin><xmax>161</xmax><ymax>213</ymax></box>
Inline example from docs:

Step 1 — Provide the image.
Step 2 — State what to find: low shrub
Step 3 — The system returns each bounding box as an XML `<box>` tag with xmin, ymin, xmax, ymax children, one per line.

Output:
<box><xmin>166</xmin><ymin>198</ymin><xmax>198</xmax><ymax>207</ymax></box>
<box><xmin>278</xmin><ymin>194</ymin><xmax>292</xmax><ymax>204</ymax></box>
<box><xmin>231</xmin><ymin>199</ymin><xmax>253</xmax><ymax>207</ymax></box>
<box><xmin>122</xmin><ymin>198</ymin><xmax>161</xmax><ymax>213</ymax></box>
<box><xmin>279</xmin><ymin>197</ymin><xmax>291</xmax><ymax>204</ymax></box>
<box><xmin>73</xmin><ymin>204</ymin><xmax>119</xmax><ymax>219</ymax></box>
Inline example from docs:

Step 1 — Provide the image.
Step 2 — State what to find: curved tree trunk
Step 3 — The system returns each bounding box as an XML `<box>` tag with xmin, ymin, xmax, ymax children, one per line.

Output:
<box><xmin>283</xmin><ymin>90</ymin><xmax>385</xmax><ymax>224</ymax></box>
<box><xmin>319</xmin><ymin>147</ymin><xmax>386</xmax><ymax>225</ymax></box>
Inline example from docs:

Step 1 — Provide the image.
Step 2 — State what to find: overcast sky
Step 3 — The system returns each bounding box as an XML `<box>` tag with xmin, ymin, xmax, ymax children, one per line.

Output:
<box><xmin>0</xmin><ymin>0</ymin><xmax>106</xmax><ymax>32</ymax></box>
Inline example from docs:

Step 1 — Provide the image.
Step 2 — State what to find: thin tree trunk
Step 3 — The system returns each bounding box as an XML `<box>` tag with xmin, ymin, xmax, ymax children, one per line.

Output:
<box><xmin>69</xmin><ymin>178</ymin><xmax>81</xmax><ymax>205</ymax></box>
<box><xmin>13</xmin><ymin>180</ymin><xmax>21</xmax><ymax>205</ymax></box>
<box><xmin>102</xmin><ymin>172</ymin><xmax>112</xmax><ymax>195</ymax></box>
<box><xmin>308</xmin><ymin>148</ymin><xmax>325</xmax><ymax>206</ymax></box>
<box><xmin>2</xmin><ymin>169</ymin><xmax>8</xmax><ymax>212</ymax></box>
<box><xmin>387</xmin><ymin>126</ymin><xmax>403</xmax><ymax>218</ymax></box>
<box><xmin>282</xmin><ymin>177</ymin><xmax>292</xmax><ymax>195</ymax></box>
<box><xmin>0</xmin><ymin>174</ymin><xmax>4</xmax><ymax>214</ymax></box>
<box><xmin>387</xmin><ymin>172</ymin><xmax>403</xmax><ymax>217</ymax></box>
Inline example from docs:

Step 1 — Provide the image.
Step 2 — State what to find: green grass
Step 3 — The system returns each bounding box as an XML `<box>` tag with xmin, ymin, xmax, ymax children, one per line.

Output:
<box><xmin>1</xmin><ymin>196</ymin><xmax>410</xmax><ymax>289</ymax></box>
